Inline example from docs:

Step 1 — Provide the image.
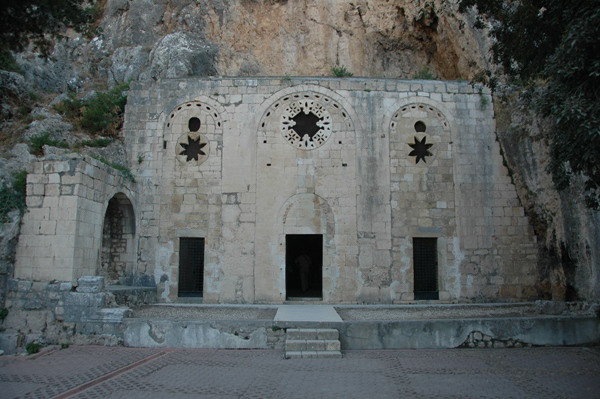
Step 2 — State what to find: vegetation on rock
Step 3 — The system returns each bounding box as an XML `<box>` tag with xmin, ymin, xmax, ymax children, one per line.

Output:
<box><xmin>28</xmin><ymin>132</ymin><xmax>68</xmax><ymax>155</ymax></box>
<box><xmin>54</xmin><ymin>83</ymin><xmax>129</xmax><ymax>136</ymax></box>
<box><xmin>0</xmin><ymin>0</ymin><xmax>99</xmax><ymax>56</ymax></box>
<box><xmin>0</xmin><ymin>170</ymin><xmax>27</xmax><ymax>223</ymax></box>
<box><xmin>331</xmin><ymin>66</ymin><xmax>354</xmax><ymax>77</ymax></box>
<box><xmin>459</xmin><ymin>0</ymin><xmax>600</xmax><ymax>208</ymax></box>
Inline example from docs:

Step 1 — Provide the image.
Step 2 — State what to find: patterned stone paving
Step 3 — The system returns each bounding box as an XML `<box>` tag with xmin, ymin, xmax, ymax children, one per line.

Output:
<box><xmin>0</xmin><ymin>346</ymin><xmax>599</xmax><ymax>399</ymax></box>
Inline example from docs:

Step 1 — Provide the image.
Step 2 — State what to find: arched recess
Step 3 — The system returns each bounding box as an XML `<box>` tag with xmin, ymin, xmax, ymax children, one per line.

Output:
<box><xmin>99</xmin><ymin>193</ymin><xmax>136</xmax><ymax>285</ymax></box>
<box><xmin>388</xmin><ymin>101</ymin><xmax>457</xmax><ymax>301</ymax></box>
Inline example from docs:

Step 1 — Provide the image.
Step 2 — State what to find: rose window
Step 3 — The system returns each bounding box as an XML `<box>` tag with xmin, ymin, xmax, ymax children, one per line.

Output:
<box><xmin>281</xmin><ymin>100</ymin><xmax>332</xmax><ymax>149</ymax></box>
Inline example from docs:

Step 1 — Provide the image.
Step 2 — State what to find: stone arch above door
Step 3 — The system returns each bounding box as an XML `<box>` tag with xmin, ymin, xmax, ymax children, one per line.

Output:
<box><xmin>279</xmin><ymin>193</ymin><xmax>336</xmax><ymax>238</ymax></box>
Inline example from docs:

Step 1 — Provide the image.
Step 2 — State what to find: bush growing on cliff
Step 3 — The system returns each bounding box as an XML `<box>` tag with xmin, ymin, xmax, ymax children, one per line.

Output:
<box><xmin>80</xmin><ymin>83</ymin><xmax>129</xmax><ymax>135</ymax></box>
<box><xmin>459</xmin><ymin>0</ymin><xmax>600</xmax><ymax>208</ymax></box>
<box><xmin>54</xmin><ymin>83</ymin><xmax>129</xmax><ymax>137</ymax></box>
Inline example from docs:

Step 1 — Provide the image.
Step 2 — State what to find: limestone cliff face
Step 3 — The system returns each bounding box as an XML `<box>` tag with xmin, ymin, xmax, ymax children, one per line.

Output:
<box><xmin>495</xmin><ymin>95</ymin><xmax>600</xmax><ymax>301</ymax></box>
<box><xmin>17</xmin><ymin>0</ymin><xmax>489</xmax><ymax>91</ymax></box>
<box><xmin>3</xmin><ymin>0</ymin><xmax>598</xmax><ymax>302</ymax></box>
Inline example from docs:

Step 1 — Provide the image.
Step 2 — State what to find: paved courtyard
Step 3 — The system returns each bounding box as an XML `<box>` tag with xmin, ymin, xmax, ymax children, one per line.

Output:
<box><xmin>1</xmin><ymin>346</ymin><xmax>599</xmax><ymax>399</ymax></box>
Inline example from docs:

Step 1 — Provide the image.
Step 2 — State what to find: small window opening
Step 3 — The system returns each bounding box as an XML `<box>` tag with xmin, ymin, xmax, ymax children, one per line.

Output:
<box><xmin>188</xmin><ymin>117</ymin><xmax>201</xmax><ymax>132</ymax></box>
<box><xmin>414</xmin><ymin>121</ymin><xmax>427</xmax><ymax>132</ymax></box>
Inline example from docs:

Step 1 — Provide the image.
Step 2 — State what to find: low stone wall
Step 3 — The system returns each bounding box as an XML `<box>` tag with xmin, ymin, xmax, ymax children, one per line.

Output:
<box><xmin>0</xmin><ymin>276</ymin><xmax>136</xmax><ymax>354</ymax></box>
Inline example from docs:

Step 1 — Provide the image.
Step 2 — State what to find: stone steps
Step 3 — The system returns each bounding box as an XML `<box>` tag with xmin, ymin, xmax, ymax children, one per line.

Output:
<box><xmin>285</xmin><ymin>328</ymin><xmax>342</xmax><ymax>359</ymax></box>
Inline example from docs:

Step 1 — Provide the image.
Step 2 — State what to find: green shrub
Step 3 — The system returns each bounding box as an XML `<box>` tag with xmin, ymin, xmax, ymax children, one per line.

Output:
<box><xmin>0</xmin><ymin>308</ymin><xmax>8</xmax><ymax>321</ymax></box>
<box><xmin>53</xmin><ymin>83</ymin><xmax>129</xmax><ymax>136</ymax></box>
<box><xmin>80</xmin><ymin>83</ymin><xmax>129</xmax><ymax>135</ymax></box>
<box><xmin>0</xmin><ymin>170</ymin><xmax>27</xmax><ymax>223</ymax></box>
<box><xmin>413</xmin><ymin>67</ymin><xmax>437</xmax><ymax>80</ymax></box>
<box><xmin>331</xmin><ymin>65</ymin><xmax>354</xmax><ymax>77</ymax></box>
<box><xmin>0</xmin><ymin>48</ymin><xmax>22</xmax><ymax>73</ymax></box>
<box><xmin>29</xmin><ymin>132</ymin><xmax>69</xmax><ymax>155</ymax></box>
<box><xmin>25</xmin><ymin>342</ymin><xmax>42</xmax><ymax>355</ymax></box>
<box><xmin>53</xmin><ymin>93</ymin><xmax>83</xmax><ymax>120</ymax></box>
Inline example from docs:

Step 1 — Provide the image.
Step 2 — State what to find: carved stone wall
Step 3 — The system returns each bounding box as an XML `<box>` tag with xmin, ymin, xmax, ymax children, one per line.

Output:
<box><xmin>122</xmin><ymin>77</ymin><xmax>538</xmax><ymax>304</ymax></box>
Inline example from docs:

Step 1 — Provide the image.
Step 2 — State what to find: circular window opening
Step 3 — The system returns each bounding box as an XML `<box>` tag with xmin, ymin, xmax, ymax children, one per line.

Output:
<box><xmin>281</xmin><ymin>100</ymin><xmax>333</xmax><ymax>150</ymax></box>
<box><xmin>188</xmin><ymin>117</ymin><xmax>201</xmax><ymax>132</ymax></box>
<box><xmin>414</xmin><ymin>121</ymin><xmax>427</xmax><ymax>132</ymax></box>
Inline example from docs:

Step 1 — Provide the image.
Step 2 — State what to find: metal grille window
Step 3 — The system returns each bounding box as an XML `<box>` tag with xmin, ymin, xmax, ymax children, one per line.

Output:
<box><xmin>178</xmin><ymin>237</ymin><xmax>204</xmax><ymax>297</ymax></box>
<box><xmin>413</xmin><ymin>238</ymin><xmax>439</xmax><ymax>300</ymax></box>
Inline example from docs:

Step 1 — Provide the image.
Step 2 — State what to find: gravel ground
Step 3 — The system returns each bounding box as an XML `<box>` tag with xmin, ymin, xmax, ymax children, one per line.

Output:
<box><xmin>132</xmin><ymin>306</ymin><xmax>277</xmax><ymax>320</ymax></box>
<box><xmin>335</xmin><ymin>303</ymin><xmax>549</xmax><ymax>321</ymax></box>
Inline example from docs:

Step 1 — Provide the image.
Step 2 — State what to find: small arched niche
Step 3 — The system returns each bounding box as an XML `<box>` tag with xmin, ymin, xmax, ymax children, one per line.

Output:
<box><xmin>99</xmin><ymin>193</ymin><xmax>136</xmax><ymax>285</ymax></box>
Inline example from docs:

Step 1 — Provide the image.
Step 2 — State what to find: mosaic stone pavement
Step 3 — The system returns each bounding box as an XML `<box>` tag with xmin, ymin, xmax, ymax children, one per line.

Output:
<box><xmin>1</xmin><ymin>346</ymin><xmax>599</xmax><ymax>398</ymax></box>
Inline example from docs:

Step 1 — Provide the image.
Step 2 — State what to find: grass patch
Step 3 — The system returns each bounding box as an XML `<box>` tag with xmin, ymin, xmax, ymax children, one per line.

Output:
<box><xmin>331</xmin><ymin>65</ymin><xmax>353</xmax><ymax>77</ymax></box>
<box><xmin>91</xmin><ymin>155</ymin><xmax>135</xmax><ymax>183</ymax></box>
<box><xmin>0</xmin><ymin>170</ymin><xmax>27</xmax><ymax>223</ymax></box>
<box><xmin>25</xmin><ymin>342</ymin><xmax>42</xmax><ymax>355</ymax></box>
<box><xmin>413</xmin><ymin>67</ymin><xmax>437</xmax><ymax>80</ymax></box>
<box><xmin>29</xmin><ymin>132</ymin><xmax>69</xmax><ymax>155</ymax></box>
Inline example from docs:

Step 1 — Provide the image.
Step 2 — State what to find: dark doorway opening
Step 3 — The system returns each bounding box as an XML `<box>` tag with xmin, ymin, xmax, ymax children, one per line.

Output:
<box><xmin>413</xmin><ymin>237</ymin><xmax>439</xmax><ymax>300</ymax></box>
<box><xmin>178</xmin><ymin>237</ymin><xmax>204</xmax><ymax>297</ymax></box>
<box><xmin>286</xmin><ymin>234</ymin><xmax>323</xmax><ymax>299</ymax></box>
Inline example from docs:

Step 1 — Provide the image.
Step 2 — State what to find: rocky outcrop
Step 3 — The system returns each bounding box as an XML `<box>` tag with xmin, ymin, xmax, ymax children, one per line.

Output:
<box><xmin>495</xmin><ymin>93</ymin><xmax>600</xmax><ymax>301</ymax></box>
<box><xmin>8</xmin><ymin>0</ymin><xmax>490</xmax><ymax>92</ymax></box>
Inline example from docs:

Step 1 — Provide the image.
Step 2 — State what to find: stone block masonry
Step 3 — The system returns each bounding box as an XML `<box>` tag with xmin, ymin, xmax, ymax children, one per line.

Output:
<box><xmin>0</xmin><ymin>276</ymin><xmax>129</xmax><ymax>354</ymax></box>
<box><xmin>14</xmin><ymin>155</ymin><xmax>137</xmax><ymax>284</ymax></box>
<box><xmin>119</xmin><ymin>77</ymin><xmax>538</xmax><ymax>304</ymax></box>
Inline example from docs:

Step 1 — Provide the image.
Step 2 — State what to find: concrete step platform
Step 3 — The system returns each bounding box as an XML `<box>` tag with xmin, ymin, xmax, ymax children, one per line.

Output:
<box><xmin>287</xmin><ymin>328</ymin><xmax>339</xmax><ymax>340</ymax></box>
<box><xmin>285</xmin><ymin>328</ymin><xmax>342</xmax><ymax>359</ymax></box>
<box><xmin>286</xmin><ymin>339</ymin><xmax>341</xmax><ymax>351</ymax></box>
<box><xmin>285</xmin><ymin>350</ymin><xmax>343</xmax><ymax>359</ymax></box>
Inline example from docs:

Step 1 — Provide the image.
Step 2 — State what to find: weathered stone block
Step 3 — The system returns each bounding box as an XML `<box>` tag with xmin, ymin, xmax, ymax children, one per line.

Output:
<box><xmin>76</xmin><ymin>276</ymin><xmax>105</xmax><ymax>293</ymax></box>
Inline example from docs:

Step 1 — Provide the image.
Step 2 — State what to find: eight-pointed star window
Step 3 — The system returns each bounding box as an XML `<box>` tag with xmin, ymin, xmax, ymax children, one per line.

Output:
<box><xmin>408</xmin><ymin>136</ymin><xmax>433</xmax><ymax>164</ymax></box>
<box><xmin>179</xmin><ymin>135</ymin><xmax>207</xmax><ymax>162</ymax></box>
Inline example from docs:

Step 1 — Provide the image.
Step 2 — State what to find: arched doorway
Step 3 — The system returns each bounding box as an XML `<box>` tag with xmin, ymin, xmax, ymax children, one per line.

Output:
<box><xmin>99</xmin><ymin>193</ymin><xmax>136</xmax><ymax>285</ymax></box>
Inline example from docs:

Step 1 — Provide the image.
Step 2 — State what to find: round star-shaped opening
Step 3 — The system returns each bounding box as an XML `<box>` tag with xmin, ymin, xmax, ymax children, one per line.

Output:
<box><xmin>291</xmin><ymin>111</ymin><xmax>322</xmax><ymax>139</ymax></box>
<box><xmin>179</xmin><ymin>135</ymin><xmax>207</xmax><ymax>162</ymax></box>
<box><xmin>408</xmin><ymin>136</ymin><xmax>433</xmax><ymax>164</ymax></box>
<box><xmin>281</xmin><ymin>100</ymin><xmax>333</xmax><ymax>150</ymax></box>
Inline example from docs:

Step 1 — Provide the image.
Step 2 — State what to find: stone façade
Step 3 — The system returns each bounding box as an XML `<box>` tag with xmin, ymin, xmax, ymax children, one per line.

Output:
<box><xmin>13</xmin><ymin>77</ymin><xmax>538</xmax><ymax>304</ymax></box>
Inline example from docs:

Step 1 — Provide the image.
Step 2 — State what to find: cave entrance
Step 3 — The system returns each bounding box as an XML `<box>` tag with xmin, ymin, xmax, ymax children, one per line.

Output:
<box><xmin>286</xmin><ymin>234</ymin><xmax>323</xmax><ymax>299</ymax></box>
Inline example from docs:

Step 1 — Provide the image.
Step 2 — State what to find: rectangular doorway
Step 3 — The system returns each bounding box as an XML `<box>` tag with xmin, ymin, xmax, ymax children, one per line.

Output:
<box><xmin>286</xmin><ymin>234</ymin><xmax>323</xmax><ymax>299</ymax></box>
<box><xmin>413</xmin><ymin>237</ymin><xmax>439</xmax><ymax>300</ymax></box>
<box><xmin>178</xmin><ymin>237</ymin><xmax>204</xmax><ymax>297</ymax></box>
